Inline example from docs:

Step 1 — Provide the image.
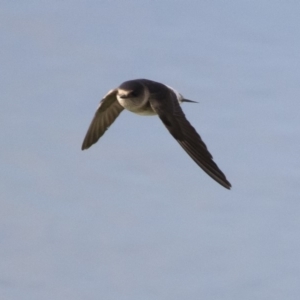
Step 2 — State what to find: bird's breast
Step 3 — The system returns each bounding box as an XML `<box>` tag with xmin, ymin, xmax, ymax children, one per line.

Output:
<box><xmin>117</xmin><ymin>97</ymin><xmax>157</xmax><ymax>116</ymax></box>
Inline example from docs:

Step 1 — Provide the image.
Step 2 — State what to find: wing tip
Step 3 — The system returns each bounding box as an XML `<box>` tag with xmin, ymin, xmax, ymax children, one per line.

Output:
<box><xmin>221</xmin><ymin>180</ymin><xmax>232</xmax><ymax>190</ymax></box>
<box><xmin>211</xmin><ymin>172</ymin><xmax>232</xmax><ymax>190</ymax></box>
<box><xmin>81</xmin><ymin>139</ymin><xmax>92</xmax><ymax>151</ymax></box>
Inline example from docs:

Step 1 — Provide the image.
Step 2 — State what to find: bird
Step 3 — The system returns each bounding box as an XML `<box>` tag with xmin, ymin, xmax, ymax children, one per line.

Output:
<box><xmin>81</xmin><ymin>79</ymin><xmax>231</xmax><ymax>189</ymax></box>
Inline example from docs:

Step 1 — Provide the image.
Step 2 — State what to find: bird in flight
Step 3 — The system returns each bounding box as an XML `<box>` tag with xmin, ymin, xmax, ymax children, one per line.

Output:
<box><xmin>82</xmin><ymin>79</ymin><xmax>231</xmax><ymax>189</ymax></box>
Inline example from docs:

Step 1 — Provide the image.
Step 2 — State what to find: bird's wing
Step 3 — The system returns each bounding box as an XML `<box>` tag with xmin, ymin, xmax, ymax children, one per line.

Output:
<box><xmin>81</xmin><ymin>89</ymin><xmax>124</xmax><ymax>150</ymax></box>
<box><xmin>149</xmin><ymin>94</ymin><xmax>231</xmax><ymax>189</ymax></box>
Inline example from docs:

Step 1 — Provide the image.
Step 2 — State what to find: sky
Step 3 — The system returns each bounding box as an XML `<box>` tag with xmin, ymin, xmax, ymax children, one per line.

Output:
<box><xmin>1</xmin><ymin>1</ymin><xmax>300</xmax><ymax>299</ymax></box>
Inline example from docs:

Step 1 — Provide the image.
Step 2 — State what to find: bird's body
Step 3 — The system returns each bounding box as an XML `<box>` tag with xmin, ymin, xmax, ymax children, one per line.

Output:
<box><xmin>82</xmin><ymin>79</ymin><xmax>231</xmax><ymax>189</ymax></box>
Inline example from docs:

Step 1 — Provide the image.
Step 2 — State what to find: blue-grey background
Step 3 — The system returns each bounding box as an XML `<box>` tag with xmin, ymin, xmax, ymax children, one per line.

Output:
<box><xmin>1</xmin><ymin>1</ymin><xmax>300</xmax><ymax>299</ymax></box>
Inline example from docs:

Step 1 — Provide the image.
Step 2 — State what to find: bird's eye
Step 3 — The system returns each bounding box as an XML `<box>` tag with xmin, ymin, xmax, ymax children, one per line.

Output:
<box><xmin>130</xmin><ymin>91</ymin><xmax>138</xmax><ymax>97</ymax></box>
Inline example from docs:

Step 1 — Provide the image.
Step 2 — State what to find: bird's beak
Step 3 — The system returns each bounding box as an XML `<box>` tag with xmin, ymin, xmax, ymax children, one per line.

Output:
<box><xmin>182</xmin><ymin>98</ymin><xmax>198</xmax><ymax>103</ymax></box>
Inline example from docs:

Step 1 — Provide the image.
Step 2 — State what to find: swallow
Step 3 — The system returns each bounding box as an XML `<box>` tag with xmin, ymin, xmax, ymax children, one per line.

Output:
<box><xmin>82</xmin><ymin>79</ymin><xmax>231</xmax><ymax>189</ymax></box>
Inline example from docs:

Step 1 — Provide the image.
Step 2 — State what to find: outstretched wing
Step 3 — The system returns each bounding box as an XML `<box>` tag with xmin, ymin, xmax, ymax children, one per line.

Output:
<box><xmin>81</xmin><ymin>89</ymin><xmax>124</xmax><ymax>150</ymax></box>
<box><xmin>149</xmin><ymin>94</ymin><xmax>231</xmax><ymax>189</ymax></box>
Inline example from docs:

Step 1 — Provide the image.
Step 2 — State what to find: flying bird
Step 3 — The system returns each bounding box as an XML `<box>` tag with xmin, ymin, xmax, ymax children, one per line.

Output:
<box><xmin>82</xmin><ymin>79</ymin><xmax>231</xmax><ymax>189</ymax></box>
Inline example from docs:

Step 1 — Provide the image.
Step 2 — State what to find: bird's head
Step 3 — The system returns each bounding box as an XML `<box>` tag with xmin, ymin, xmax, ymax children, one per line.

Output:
<box><xmin>118</xmin><ymin>80</ymin><xmax>144</xmax><ymax>99</ymax></box>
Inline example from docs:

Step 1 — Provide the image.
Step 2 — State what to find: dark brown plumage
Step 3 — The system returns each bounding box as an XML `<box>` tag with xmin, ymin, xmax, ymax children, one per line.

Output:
<box><xmin>82</xmin><ymin>79</ymin><xmax>231</xmax><ymax>189</ymax></box>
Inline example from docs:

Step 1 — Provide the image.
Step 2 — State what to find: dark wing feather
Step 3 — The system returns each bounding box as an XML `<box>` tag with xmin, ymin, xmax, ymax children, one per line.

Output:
<box><xmin>81</xmin><ymin>89</ymin><xmax>124</xmax><ymax>150</ymax></box>
<box><xmin>150</xmin><ymin>94</ymin><xmax>231</xmax><ymax>189</ymax></box>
